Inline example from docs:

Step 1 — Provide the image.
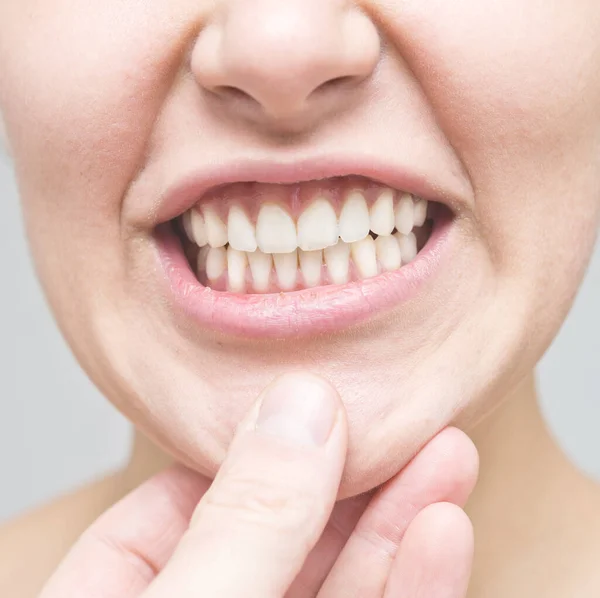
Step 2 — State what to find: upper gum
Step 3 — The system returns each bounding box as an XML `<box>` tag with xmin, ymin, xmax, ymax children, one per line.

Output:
<box><xmin>190</xmin><ymin>177</ymin><xmax>414</xmax><ymax>223</ymax></box>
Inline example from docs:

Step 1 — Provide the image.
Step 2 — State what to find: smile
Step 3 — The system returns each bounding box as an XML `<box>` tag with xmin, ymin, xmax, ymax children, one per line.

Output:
<box><xmin>155</xmin><ymin>161</ymin><xmax>458</xmax><ymax>338</ymax></box>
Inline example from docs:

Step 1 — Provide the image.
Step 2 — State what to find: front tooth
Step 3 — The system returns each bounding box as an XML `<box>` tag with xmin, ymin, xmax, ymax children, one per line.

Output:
<box><xmin>297</xmin><ymin>198</ymin><xmax>338</xmax><ymax>251</ymax></box>
<box><xmin>248</xmin><ymin>250</ymin><xmax>273</xmax><ymax>293</ymax></box>
<box><xmin>182</xmin><ymin>210</ymin><xmax>195</xmax><ymax>242</ymax></box>
<box><xmin>413</xmin><ymin>198</ymin><xmax>428</xmax><ymax>227</ymax></box>
<box><xmin>396</xmin><ymin>232</ymin><xmax>418</xmax><ymax>264</ymax></box>
<box><xmin>203</xmin><ymin>206</ymin><xmax>228</xmax><ymax>248</ymax></box>
<box><xmin>375</xmin><ymin>235</ymin><xmax>402</xmax><ymax>271</ymax></box>
<box><xmin>324</xmin><ymin>241</ymin><xmax>351</xmax><ymax>285</ymax></box>
<box><xmin>256</xmin><ymin>204</ymin><xmax>297</xmax><ymax>253</ymax></box>
<box><xmin>299</xmin><ymin>250</ymin><xmax>323</xmax><ymax>288</ymax></box>
<box><xmin>395</xmin><ymin>194</ymin><xmax>415</xmax><ymax>235</ymax></box>
<box><xmin>339</xmin><ymin>191</ymin><xmax>370</xmax><ymax>243</ymax></box>
<box><xmin>273</xmin><ymin>250</ymin><xmax>298</xmax><ymax>291</ymax></box>
<box><xmin>369</xmin><ymin>190</ymin><xmax>395</xmax><ymax>236</ymax></box>
<box><xmin>227</xmin><ymin>247</ymin><xmax>247</xmax><ymax>293</ymax></box>
<box><xmin>206</xmin><ymin>247</ymin><xmax>226</xmax><ymax>281</ymax></box>
<box><xmin>351</xmin><ymin>236</ymin><xmax>378</xmax><ymax>279</ymax></box>
<box><xmin>191</xmin><ymin>209</ymin><xmax>208</xmax><ymax>247</ymax></box>
<box><xmin>228</xmin><ymin>205</ymin><xmax>257</xmax><ymax>252</ymax></box>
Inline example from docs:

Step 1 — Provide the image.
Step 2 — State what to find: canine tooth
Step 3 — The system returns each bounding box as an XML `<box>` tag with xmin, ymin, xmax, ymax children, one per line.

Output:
<box><xmin>274</xmin><ymin>251</ymin><xmax>298</xmax><ymax>290</ymax></box>
<box><xmin>227</xmin><ymin>247</ymin><xmax>247</xmax><ymax>293</ymax></box>
<box><xmin>299</xmin><ymin>250</ymin><xmax>323</xmax><ymax>288</ymax></box>
<box><xmin>395</xmin><ymin>193</ymin><xmax>415</xmax><ymax>235</ymax></box>
<box><xmin>228</xmin><ymin>205</ymin><xmax>257</xmax><ymax>252</ymax></box>
<box><xmin>206</xmin><ymin>247</ymin><xmax>226</xmax><ymax>280</ymax></box>
<box><xmin>375</xmin><ymin>235</ymin><xmax>402</xmax><ymax>271</ymax></box>
<box><xmin>324</xmin><ymin>241</ymin><xmax>350</xmax><ymax>285</ymax></box>
<box><xmin>369</xmin><ymin>189</ymin><xmax>395</xmax><ymax>236</ymax></box>
<box><xmin>297</xmin><ymin>198</ymin><xmax>338</xmax><ymax>251</ymax></box>
<box><xmin>190</xmin><ymin>209</ymin><xmax>208</xmax><ymax>247</ymax></box>
<box><xmin>339</xmin><ymin>191</ymin><xmax>370</xmax><ymax>243</ymax></box>
<box><xmin>413</xmin><ymin>198</ymin><xmax>428</xmax><ymax>227</ymax></box>
<box><xmin>396</xmin><ymin>232</ymin><xmax>418</xmax><ymax>264</ymax></box>
<box><xmin>248</xmin><ymin>250</ymin><xmax>273</xmax><ymax>293</ymax></box>
<box><xmin>351</xmin><ymin>237</ymin><xmax>378</xmax><ymax>279</ymax></box>
<box><xmin>256</xmin><ymin>204</ymin><xmax>297</xmax><ymax>253</ymax></box>
<box><xmin>203</xmin><ymin>206</ymin><xmax>228</xmax><ymax>248</ymax></box>
<box><xmin>197</xmin><ymin>246</ymin><xmax>210</xmax><ymax>273</ymax></box>
<box><xmin>182</xmin><ymin>210</ymin><xmax>195</xmax><ymax>242</ymax></box>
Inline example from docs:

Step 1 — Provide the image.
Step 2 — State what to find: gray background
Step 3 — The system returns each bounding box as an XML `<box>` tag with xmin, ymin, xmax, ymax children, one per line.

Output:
<box><xmin>1</xmin><ymin>157</ymin><xmax>599</xmax><ymax>524</ymax></box>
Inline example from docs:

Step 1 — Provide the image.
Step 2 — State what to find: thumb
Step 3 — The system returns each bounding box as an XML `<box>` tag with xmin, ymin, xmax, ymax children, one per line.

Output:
<box><xmin>143</xmin><ymin>372</ymin><xmax>348</xmax><ymax>598</ymax></box>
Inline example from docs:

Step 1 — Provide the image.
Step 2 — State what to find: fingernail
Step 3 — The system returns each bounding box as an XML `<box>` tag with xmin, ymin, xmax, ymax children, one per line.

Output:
<box><xmin>255</xmin><ymin>374</ymin><xmax>338</xmax><ymax>447</ymax></box>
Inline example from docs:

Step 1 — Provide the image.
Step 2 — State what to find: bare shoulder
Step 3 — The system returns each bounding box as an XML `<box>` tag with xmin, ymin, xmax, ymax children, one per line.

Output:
<box><xmin>0</xmin><ymin>473</ymin><xmax>125</xmax><ymax>598</ymax></box>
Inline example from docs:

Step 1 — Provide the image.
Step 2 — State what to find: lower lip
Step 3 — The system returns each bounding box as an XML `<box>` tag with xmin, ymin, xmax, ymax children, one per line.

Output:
<box><xmin>155</xmin><ymin>215</ymin><xmax>454</xmax><ymax>339</ymax></box>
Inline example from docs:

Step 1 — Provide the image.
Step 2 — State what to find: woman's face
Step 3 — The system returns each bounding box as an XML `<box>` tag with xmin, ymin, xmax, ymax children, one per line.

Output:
<box><xmin>1</xmin><ymin>0</ymin><xmax>599</xmax><ymax>496</ymax></box>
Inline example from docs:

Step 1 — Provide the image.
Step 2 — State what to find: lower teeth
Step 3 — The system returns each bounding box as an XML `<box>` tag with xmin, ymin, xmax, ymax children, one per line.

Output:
<box><xmin>182</xmin><ymin>224</ymin><xmax>432</xmax><ymax>294</ymax></box>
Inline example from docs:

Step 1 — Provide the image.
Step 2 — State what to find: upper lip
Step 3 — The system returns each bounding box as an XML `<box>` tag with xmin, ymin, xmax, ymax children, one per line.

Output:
<box><xmin>154</xmin><ymin>152</ymin><xmax>468</xmax><ymax>226</ymax></box>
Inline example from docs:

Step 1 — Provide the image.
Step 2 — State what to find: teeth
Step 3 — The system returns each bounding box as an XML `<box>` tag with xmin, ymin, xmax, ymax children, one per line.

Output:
<box><xmin>297</xmin><ymin>198</ymin><xmax>339</xmax><ymax>251</ymax></box>
<box><xmin>256</xmin><ymin>204</ymin><xmax>297</xmax><ymax>254</ymax></box>
<box><xmin>197</xmin><ymin>246</ymin><xmax>210</xmax><ymax>273</ymax></box>
<box><xmin>395</xmin><ymin>194</ymin><xmax>415</xmax><ymax>235</ymax></box>
<box><xmin>413</xmin><ymin>198</ymin><xmax>428</xmax><ymax>227</ymax></box>
<box><xmin>324</xmin><ymin>241</ymin><xmax>351</xmax><ymax>285</ymax></box>
<box><xmin>206</xmin><ymin>246</ymin><xmax>226</xmax><ymax>281</ymax></box>
<box><xmin>396</xmin><ymin>232</ymin><xmax>418</xmax><ymax>264</ymax></box>
<box><xmin>375</xmin><ymin>235</ymin><xmax>402</xmax><ymax>271</ymax></box>
<box><xmin>248</xmin><ymin>250</ymin><xmax>273</xmax><ymax>293</ymax></box>
<box><xmin>203</xmin><ymin>206</ymin><xmax>228</xmax><ymax>248</ymax></box>
<box><xmin>227</xmin><ymin>247</ymin><xmax>247</xmax><ymax>293</ymax></box>
<box><xmin>369</xmin><ymin>189</ymin><xmax>395</xmax><ymax>236</ymax></box>
<box><xmin>299</xmin><ymin>250</ymin><xmax>323</xmax><ymax>288</ymax></box>
<box><xmin>339</xmin><ymin>191</ymin><xmax>370</xmax><ymax>243</ymax></box>
<box><xmin>182</xmin><ymin>210</ymin><xmax>195</xmax><ymax>242</ymax></box>
<box><xmin>228</xmin><ymin>205</ymin><xmax>257</xmax><ymax>252</ymax></box>
<box><xmin>273</xmin><ymin>251</ymin><xmax>298</xmax><ymax>291</ymax></box>
<box><xmin>351</xmin><ymin>236</ymin><xmax>378</xmax><ymax>279</ymax></box>
<box><xmin>190</xmin><ymin>209</ymin><xmax>208</xmax><ymax>247</ymax></box>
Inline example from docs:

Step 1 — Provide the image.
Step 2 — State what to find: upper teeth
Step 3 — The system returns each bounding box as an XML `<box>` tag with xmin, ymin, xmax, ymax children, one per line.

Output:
<box><xmin>183</xmin><ymin>189</ymin><xmax>427</xmax><ymax>254</ymax></box>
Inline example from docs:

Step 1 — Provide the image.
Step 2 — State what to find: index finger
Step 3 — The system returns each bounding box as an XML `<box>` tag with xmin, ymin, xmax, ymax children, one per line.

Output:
<box><xmin>39</xmin><ymin>465</ymin><xmax>210</xmax><ymax>598</ymax></box>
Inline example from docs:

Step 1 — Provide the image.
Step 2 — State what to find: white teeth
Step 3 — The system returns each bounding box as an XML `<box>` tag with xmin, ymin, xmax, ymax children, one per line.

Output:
<box><xmin>182</xmin><ymin>210</ymin><xmax>195</xmax><ymax>242</ymax></box>
<box><xmin>256</xmin><ymin>204</ymin><xmax>297</xmax><ymax>254</ymax></box>
<box><xmin>297</xmin><ymin>198</ymin><xmax>339</xmax><ymax>251</ymax></box>
<box><xmin>396</xmin><ymin>232</ymin><xmax>418</xmax><ymax>264</ymax></box>
<box><xmin>351</xmin><ymin>236</ymin><xmax>378</xmax><ymax>279</ymax></box>
<box><xmin>339</xmin><ymin>190</ymin><xmax>370</xmax><ymax>243</ymax></box>
<box><xmin>190</xmin><ymin>209</ymin><xmax>208</xmax><ymax>247</ymax></box>
<box><xmin>395</xmin><ymin>193</ymin><xmax>415</xmax><ymax>235</ymax></box>
<box><xmin>273</xmin><ymin>250</ymin><xmax>298</xmax><ymax>290</ymax></box>
<box><xmin>206</xmin><ymin>246</ymin><xmax>226</xmax><ymax>281</ymax></box>
<box><xmin>375</xmin><ymin>235</ymin><xmax>402</xmax><ymax>271</ymax></box>
<box><xmin>324</xmin><ymin>241</ymin><xmax>351</xmax><ymax>285</ymax></box>
<box><xmin>203</xmin><ymin>206</ymin><xmax>228</xmax><ymax>248</ymax></box>
<box><xmin>369</xmin><ymin>189</ymin><xmax>395</xmax><ymax>236</ymax></box>
<box><xmin>299</xmin><ymin>250</ymin><xmax>323</xmax><ymax>288</ymax></box>
<box><xmin>413</xmin><ymin>198</ymin><xmax>428</xmax><ymax>227</ymax></box>
<box><xmin>227</xmin><ymin>247</ymin><xmax>247</xmax><ymax>293</ymax></box>
<box><xmin>197</xmin><ymin>245</ymin><xmax>210</xmax><ymax>273</ymax></box>
<box><xmin>248</xmin><ymin>249</ymin><xmax>273</xmax><ymax>293</ymax></box>
<box><xmin>228</xmin><ymin>205</ymin><xmax>257</xmax><ymax>252</ymax></box>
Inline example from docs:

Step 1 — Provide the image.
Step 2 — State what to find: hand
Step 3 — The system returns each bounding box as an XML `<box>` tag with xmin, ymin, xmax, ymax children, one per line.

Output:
<box><xmin>40</xmin><ymin>373</ymin><xmax>479</xmax><ymax>598</ymax></box>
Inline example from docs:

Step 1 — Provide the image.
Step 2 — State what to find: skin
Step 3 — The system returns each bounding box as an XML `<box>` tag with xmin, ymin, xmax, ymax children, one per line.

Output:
<box><xmin>0</xmin><ymin>0</ymin><xmax>599</xmax><ymax>595</ymax></box>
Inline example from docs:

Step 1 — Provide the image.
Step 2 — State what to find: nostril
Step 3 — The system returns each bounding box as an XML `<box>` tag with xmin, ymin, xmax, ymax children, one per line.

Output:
<box><xmin>312</xmin><ymin>75</ymin><xmax>356</xmax><ymax>97</ymax></box>
<box><xmin>212</xmin><ymin>85</ymin><xmax>255</xmax><ymax>103</ymax></box>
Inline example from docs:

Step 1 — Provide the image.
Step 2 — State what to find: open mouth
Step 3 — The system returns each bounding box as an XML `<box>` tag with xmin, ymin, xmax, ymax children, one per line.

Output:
<box><xmin>173</xmin><ymin>176</ymin><xmax>441</xmax><ymax>294</ymax></box>
<box><xmin>156</xmin><ymin>169</ymin><xmax>455</xmax><ymax>338</ymax></box>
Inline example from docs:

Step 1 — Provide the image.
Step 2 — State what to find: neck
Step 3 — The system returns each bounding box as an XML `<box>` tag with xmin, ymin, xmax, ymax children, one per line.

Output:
<box><xmin>122</xmin><ymin>371</ymin><xmax>600</xmax><ymax>596</ymax></box>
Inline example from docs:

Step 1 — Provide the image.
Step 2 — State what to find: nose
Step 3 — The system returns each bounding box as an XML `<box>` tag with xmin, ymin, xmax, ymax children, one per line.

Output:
<box><xmin>191</xmin><ymin>0</ymin><xmax>380</xmax><ymax>127</ymax></box>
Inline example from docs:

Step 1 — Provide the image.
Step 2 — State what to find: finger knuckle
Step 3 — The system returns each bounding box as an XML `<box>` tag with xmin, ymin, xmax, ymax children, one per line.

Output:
<box><xmin>202</xmin><ymin>474</ymin><xmax>319</xmax><ymax>532</ymax></box>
